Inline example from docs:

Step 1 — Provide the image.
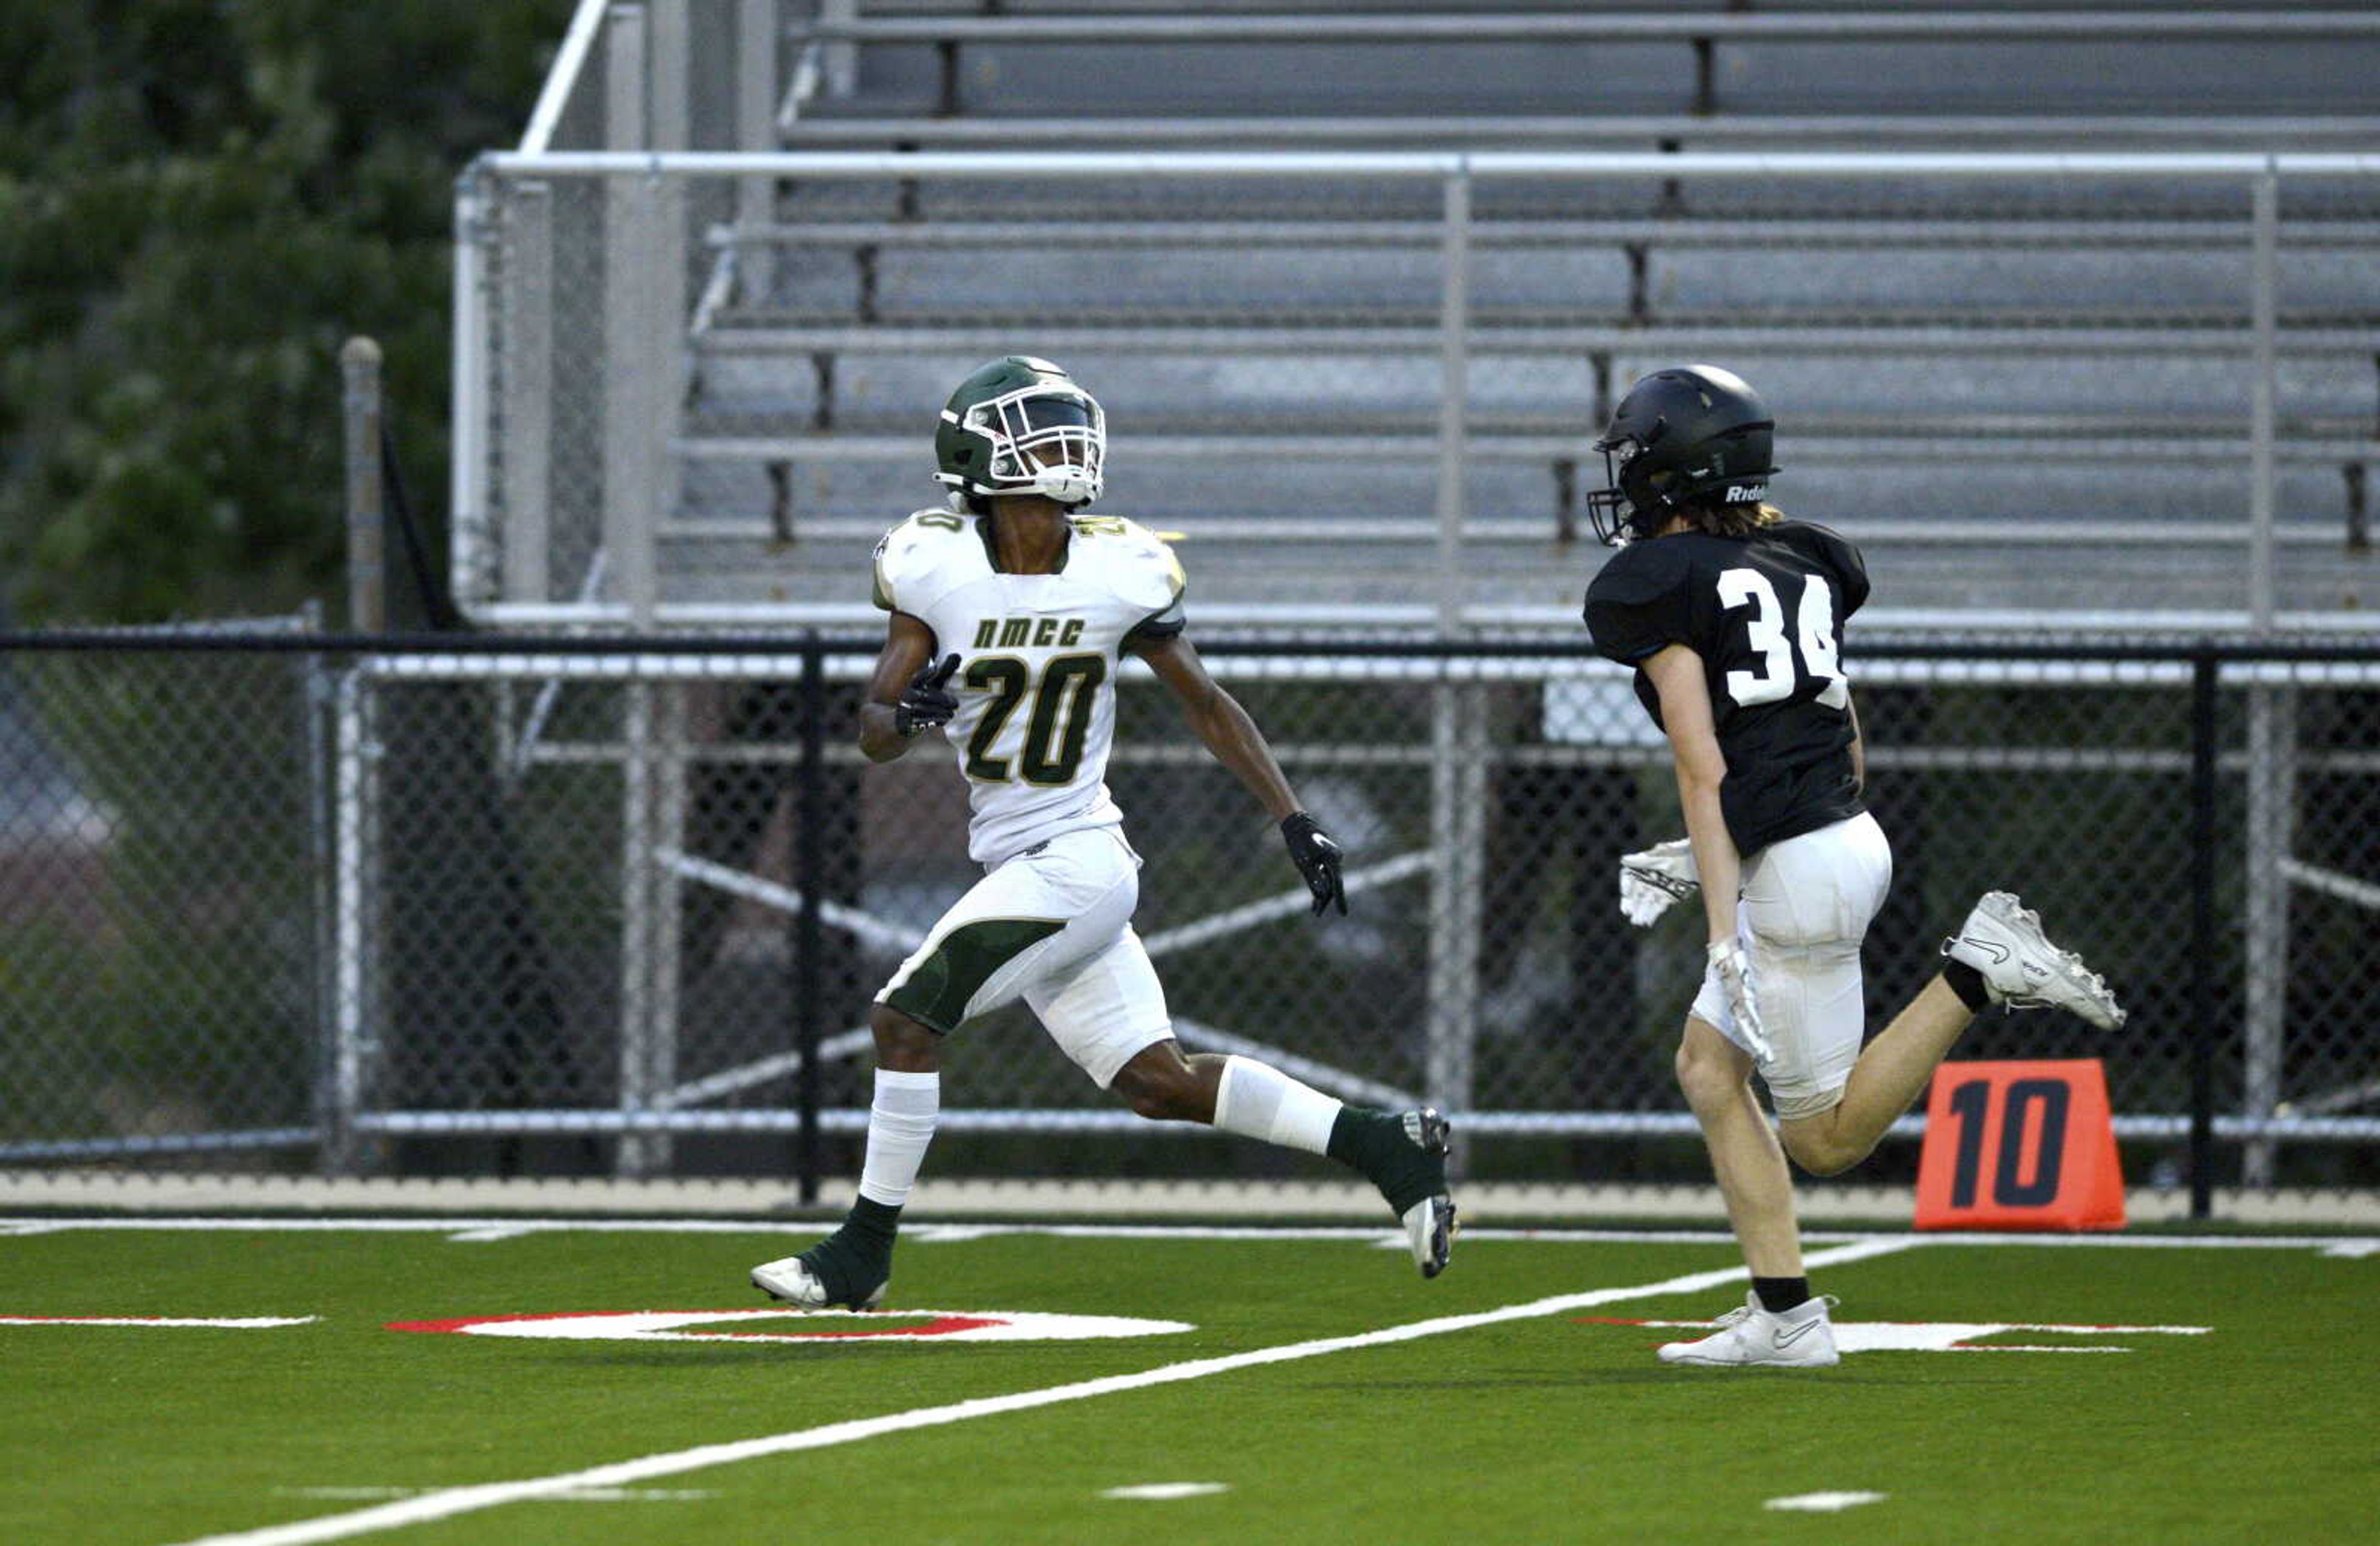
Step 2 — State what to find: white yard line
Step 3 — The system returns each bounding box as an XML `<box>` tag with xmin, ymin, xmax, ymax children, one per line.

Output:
<box><xmin>276</xmin><ymin>1488</ymin><xmax>715</xmax><ymax>1504</ymax></box>
<box><xmin>163</xmin><ymin>1238</ymin><xmax>1915</xmax><ymax>1546</ymax></box>
<box><xmin>0</xmin><ymin>1317</ymin><xmax>318</xmax><ymax>1330</ymax></box>
<box><xmin>4</xmin><ymin>1216</ymin><xmax>2373</xmax><ymax>1251</ymax></box>
<box><xmin>1766</xmin><ymin>1491</ymin><xmax>1888</xmax><ymax>1513</ymax></box>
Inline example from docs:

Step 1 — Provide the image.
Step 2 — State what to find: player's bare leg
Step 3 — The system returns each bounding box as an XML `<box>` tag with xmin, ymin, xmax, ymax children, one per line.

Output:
<box><xmin>1106</xmin><ymin>1040</ymin><xmax>1222</xmax><ymax>1123</ymax></box>
<box><xmin>1778</xmin><ymin>976</ymin><xmax>1972</xmax><ymax>1176</ymax></box>
<box><xmin>1109</xmin><ymin>1041</ymin><xmax>1456</xmax><ymax>1278</ymax></box>
<box><xmin>1778</xmin><ymin>893</ymin><xmax>2125</xmax><ymax>1177</ymax></box>
<box><xmin>750</xmin><ymin>1004</ymin><xmax>942</xmax><ymax>1309</ymax></box>
<box><xmin>1664</xmin><ymin>1015</ymin><xmax>1840</xmax><ymax>1367</ymax></box>
<box><xmin>1674</xmin><ymin>1017</ymin><xmax>1803</xmax><ymax>1279</ymax></box>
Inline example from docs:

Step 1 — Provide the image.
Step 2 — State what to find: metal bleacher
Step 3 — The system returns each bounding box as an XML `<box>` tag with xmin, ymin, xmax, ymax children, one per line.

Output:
<box><xmin>464</xmin><ymin>3</ymin><xmax>2380</xmax><ymax>630</ymax></box>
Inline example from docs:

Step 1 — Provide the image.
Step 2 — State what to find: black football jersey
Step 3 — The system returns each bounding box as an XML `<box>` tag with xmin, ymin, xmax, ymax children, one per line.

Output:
<box><xmin>1583</xmin><ymin>521</ymin><xmax>1871</xmax><ymax>857</ymax></box>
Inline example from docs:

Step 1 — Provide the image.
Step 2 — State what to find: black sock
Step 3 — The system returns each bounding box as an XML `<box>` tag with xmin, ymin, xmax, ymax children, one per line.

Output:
<box><xmin>842</xmin><ymin>1195</ymin><xmax>902</xmax><ymax>1247</ymax></box>
<box><xmin>1942</xmin><ymin>957</ymin><xmax>1993</xmax><ymax>1014</ymax></box>
<box><xmin>1753</xmin><ymin>1276</ymin><xmax>1811</xmax><ymax>1314</ymax></box>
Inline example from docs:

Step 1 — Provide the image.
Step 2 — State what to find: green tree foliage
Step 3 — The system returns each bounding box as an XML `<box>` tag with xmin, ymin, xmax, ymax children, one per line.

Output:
<box><xmin>0</xmin><ymin>0</ymin><xmax>571</xmax><ymax>623</ymax></box>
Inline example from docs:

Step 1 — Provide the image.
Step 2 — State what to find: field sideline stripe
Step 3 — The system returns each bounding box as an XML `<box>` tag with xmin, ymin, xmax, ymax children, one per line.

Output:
<box><xmin>7</xmin><ymin>1216</ymin><xmax>2373</xmax><ymax>1250</ymax></box>
<box><xmin>162</xmin><ymin>1237</ymin><xmax>1913</xmax><ymax>1546</ymax></box>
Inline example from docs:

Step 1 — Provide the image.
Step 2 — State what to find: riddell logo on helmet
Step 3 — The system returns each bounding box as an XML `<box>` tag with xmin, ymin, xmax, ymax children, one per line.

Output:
<box><xmin>1723</xmin><ymin>484</ymin><xmax>1767</xmax><ymax>503</ymax></box>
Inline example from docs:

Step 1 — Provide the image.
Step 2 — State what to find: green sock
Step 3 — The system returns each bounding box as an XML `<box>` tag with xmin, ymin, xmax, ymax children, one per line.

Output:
<box><xmin>844</xmin><ymin>1195</ymin><xmax>901</xmax><ymax>1248</ymax></box>
<box><xmin>1324</xmin><ymin>1108</ymin><xmax>1390</xmax><ymax>1166</ymax></box>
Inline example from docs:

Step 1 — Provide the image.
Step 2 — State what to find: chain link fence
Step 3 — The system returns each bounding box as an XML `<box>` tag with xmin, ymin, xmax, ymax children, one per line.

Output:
<box><xmin>3</xmin><ymin>632</ymin><xmax>2375</xmax><ymax>1209</ymax></box>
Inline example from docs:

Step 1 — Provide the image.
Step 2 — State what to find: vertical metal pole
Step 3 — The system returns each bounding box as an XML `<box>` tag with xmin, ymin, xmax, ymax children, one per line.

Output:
<box><xmin>2248</xmin><ymin>165</ymin><xmax>2279</xmax><ymax>633</ymax></box>
<box><xmin>646</xmin><ymin>0</ymin><xmax>691</xmax><ymax>548</ymax></box>
<box><xmin>617</xmin><ymin>673</ymin><xmax>658</xmax><ymax>1177</ymax></box>
<box><xmin>2242</xmin><ymin>684</ymin><xmax>2295</xmax><ymax>1188</ymax></box>
<box><xmin>602</xmin><ymin>5</ymin><xmax>663</xmax><ymax>1177</ymax></box>
<box><xmin>1450</xmin><ymin>686</ymin><xmax>1488</xmax><ymax>1118</ymax></box>
<box><xmin>645</xmin><ymin>678</ymin><xmax>689</xmax><ymax>1176</ymax></box>
<box><xmin>340</xmin><ymin>338</ymin><xmax>386</xmax><ymax>634</ymax></box>
<box><xmin>1424</xmin><ymin>161</ymin><xmax>1478</xmax><ymax>1134</ymax></box>
<box><xmin>2241</xmin><ymin>166</ymin><xmax>2290</xmax><ymax>1188</ymax></box>
<box><xmin>501</xmin><ymin>182</ymin><xmax>554</xmax><ymax>606</ymax></box>
<box><xmin>332</xmin><ymin>671</ymin><xmax>372</xmax><ymax>1175</ymax></box>
<box><xmin>796</xmin><ymin>634</ymin><xmax>827</xmax><ymax>1204</ymax></box>
<box><xmin>820</xmin><ymin>0</ymin><xmax>860</xmax><ymax>99</ymax></box>
<box><xmin>628</xmin><ymin>0</ymin><xmax>695</xmax><ymax>1172</ymax></box>
<box><xmin>602</xmin><ymin>7</ymin><xmax>662</xmax><ymax>627</ymax></box>
<box><xmin>736</xmin><ymin>0</ymin><xmax>780</xmax><ymax>301</ymax></box>
<box><xmin>449</xmin><ymin>169</ymin><xmax>493</xmax><ymax>613</ymax></box>
<box><xmin>2188</xmin><ymin>654</ymin><xmax>2218</xmax><ymax>1221</ymax></box>
<box><xmin>301</xmin><ymin>602</ymin><xmax>341</xmax><ymax>1172</ymax></box>
<box><xmin>1436</xmin><ymin>158</ymin><xmax>1470</xmax><ymax>635</ymax></box>
<box><xmin>648</xmin><ymin>0</ymin><xmax>690</xmax><ymax>149</ymax></box>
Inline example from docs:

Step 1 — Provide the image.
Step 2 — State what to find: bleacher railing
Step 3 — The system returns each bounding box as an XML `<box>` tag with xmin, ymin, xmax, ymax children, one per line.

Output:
<box><xmin>454</xmin><ymin>148</ymin><xmax>2380</xmax><ymax>629</ymax></box>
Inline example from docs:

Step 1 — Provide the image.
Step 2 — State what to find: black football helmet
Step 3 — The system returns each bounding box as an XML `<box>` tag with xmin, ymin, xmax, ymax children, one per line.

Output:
<box><xmin>1585</xmin><ymin>364</ymin><xmax>1779</xmax><ymax>545</ymax></box>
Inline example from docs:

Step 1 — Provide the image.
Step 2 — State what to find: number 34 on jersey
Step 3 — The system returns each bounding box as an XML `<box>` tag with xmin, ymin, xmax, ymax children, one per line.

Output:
<box><xmin>1717</xmin><ymin>566</ymin><xmax>1849</xmax><ymax>710</ymax></box>
<box><xmin>1581</xmin><ymin>518</ymin><xmax>1870</xmax><ymax>727</ymax></box>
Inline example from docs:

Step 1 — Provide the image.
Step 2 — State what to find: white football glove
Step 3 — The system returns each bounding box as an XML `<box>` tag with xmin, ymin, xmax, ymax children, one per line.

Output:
<box><xmin>1705</xmin><ymin>939</ymin><xmax>1771</xmax><ymax>1062</ymax></box>
<box><xmin>1619</xmin><ymin>838</ymin><xmax>1699</xmax><ymax>927</ymax></box>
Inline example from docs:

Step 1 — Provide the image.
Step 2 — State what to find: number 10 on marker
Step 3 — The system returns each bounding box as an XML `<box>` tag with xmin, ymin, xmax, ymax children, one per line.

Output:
<box><xmin>1913</xmin><ymin>1060</ymin><xmax>2126</xmax><ymax>1232</ymax></box>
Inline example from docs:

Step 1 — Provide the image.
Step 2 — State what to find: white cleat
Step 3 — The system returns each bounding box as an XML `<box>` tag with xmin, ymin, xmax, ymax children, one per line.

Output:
<box><xmin>1943</xmin><ymin>890</ymin><xmax>2127</xmax><ymax>1030</ymax></box>
<box><xmin>1657</xmin><ymin>1292</ymin><xmax>1840</xmax><ymax>1369</ymax></box>
<box><xmin>750</xmin><ymin>1253</ymin><xmax>887</xmax><ymax>1310</ymax></box>
<box><xmin>1401</xmin><ymin>1194</ymin><xmax>1456</xmax><ymax>1280</ymax></box>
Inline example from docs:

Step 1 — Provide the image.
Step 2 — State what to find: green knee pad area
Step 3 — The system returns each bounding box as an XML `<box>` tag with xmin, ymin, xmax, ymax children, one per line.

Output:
<box><xmin>884</xmin><ymin>916</ymin><xmax>1067</xmax><ymax>1032</ymax></box>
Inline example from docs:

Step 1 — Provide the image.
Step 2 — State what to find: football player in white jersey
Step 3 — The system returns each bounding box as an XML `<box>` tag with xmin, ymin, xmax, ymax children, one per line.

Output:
<box><xmin>751</xmin><ymin>356</ymin><xmax>1455</xmax><ymax>1309</ymax></box>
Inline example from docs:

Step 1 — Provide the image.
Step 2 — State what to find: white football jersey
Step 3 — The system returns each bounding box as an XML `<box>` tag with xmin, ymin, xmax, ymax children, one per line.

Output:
<box><xmin>872</xmin><ymin>510</ymin><xmax>1187</xmax><ymax>865</ymax></box>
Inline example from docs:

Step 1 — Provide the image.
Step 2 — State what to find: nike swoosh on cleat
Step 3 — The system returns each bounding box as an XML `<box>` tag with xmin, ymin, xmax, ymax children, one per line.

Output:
<box><xmin>1959</xmin><ymin>937</ymin><xmax>2011</xmax><ymax>965</ymax></box>
<box><xmin>1771</xmin><ymin>1319</ymin><xmax>1823</xmax><ymax>1349</ymax></box>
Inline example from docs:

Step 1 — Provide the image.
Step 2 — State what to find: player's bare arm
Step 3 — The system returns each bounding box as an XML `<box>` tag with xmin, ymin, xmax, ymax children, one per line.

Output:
<box><xmin>1132</xmin><ymin>631</ymin><xmax>1347</xmax><ymax>916</ymax></box>
<box><xmin>857</xmin><ymin>611</ymin><xmax>947</xmax><ymax>762</ymax></box>
<box><xmin>1130</xmin><ymin>632</ymin><xmax>1298</xmax><ymax>819</ymax></box>
<box><xmin>1642</xmin><ymin>642</ymin><xmax>1742</xmax><ymax>945</ymax></box>
<box><xmin>1846</xmin><ymin>690</ymin><xmax>1866</xmax><ymax>793</ymax></box>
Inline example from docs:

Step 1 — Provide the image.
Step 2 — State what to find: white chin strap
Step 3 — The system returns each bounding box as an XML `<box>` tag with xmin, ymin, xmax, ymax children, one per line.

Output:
<box><xmin>1028</xmin><ymin>464</ymin><xmax>1100</xmax><ymax>505</ymax></box>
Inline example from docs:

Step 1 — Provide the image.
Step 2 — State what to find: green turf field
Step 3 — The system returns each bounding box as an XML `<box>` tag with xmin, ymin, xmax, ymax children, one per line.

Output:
<box><xmin>4</xmin><ymin>1218</ymin><xmax>2374</xmax><ymax>1545</ymax></box>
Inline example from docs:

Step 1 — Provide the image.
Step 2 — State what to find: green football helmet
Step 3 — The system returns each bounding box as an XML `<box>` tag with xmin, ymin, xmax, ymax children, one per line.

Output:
<box><xmin>932</xmin><ymin>356</ymin><xmax>1106</xmax><ymax>509</ymax></box>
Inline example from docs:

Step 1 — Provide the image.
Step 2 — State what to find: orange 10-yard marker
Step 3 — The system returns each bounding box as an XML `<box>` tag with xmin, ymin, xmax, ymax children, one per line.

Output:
<box><xmin>1914</xmin><ymin>1059</ymin><xmax>2125</xmax><ymax>1231</ymax></box>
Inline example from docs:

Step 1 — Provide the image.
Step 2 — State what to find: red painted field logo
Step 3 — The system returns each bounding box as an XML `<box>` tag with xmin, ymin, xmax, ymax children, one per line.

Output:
<box><xmin>386</xmin><ymin>1309</ymin><xmax>1193</xmax><ymax>1344</ymax></box>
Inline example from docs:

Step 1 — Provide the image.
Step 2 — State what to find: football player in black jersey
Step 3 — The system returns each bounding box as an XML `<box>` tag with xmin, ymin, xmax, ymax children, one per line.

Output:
<box><xmin>1582</xmin><ymin>365</ymin><xmax>2127</xmax><ymax>1367</ymax></box>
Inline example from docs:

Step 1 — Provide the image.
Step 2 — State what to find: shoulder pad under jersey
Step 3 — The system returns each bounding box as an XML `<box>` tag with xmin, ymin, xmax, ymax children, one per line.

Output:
<box><xmin>1582</xmin><ymin>538</ymin><xmax>1699</xmax><ymax>666</ymax></box>
<box><xmin>872</xmin><ymin>509</ymin><xmax>982</xmax><ymax>614</ymax></box>
<box><xmin>1073</xmin><ymin>515</ymin><xmax>1187</xmax><ymax>617</ymax></box>
<box><xmin>1768</xmin><ymin>520</ymin><xmax>1872</xmax><ymax>619</ymax></box>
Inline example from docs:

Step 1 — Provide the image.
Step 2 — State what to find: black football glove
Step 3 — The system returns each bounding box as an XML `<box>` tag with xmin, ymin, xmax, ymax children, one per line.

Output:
<box><xmin>1280</xmin><ymin>811</ymin><xmax>1347</xmax><ymax>917</ymax></box>
<box><xmin>894</xmin><ymin>653</ymin><xmax>961</xmax><ymax>737</ymax></box>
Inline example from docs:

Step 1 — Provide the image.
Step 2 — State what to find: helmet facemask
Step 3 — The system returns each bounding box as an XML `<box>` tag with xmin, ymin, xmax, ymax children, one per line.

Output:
<box><xmin>1585</xmin><ymin>419</ymin><xmax>1675</xmax><ymax>547</ymax></box>
<box><xmin>943</xmin><ymin>384</ymin><xmax>1106</xmax><ymax>507</ymax></box>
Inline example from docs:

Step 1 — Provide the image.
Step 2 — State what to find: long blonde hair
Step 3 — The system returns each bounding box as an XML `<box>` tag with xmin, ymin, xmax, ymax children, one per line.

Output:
<box><xmin>1675</xmin><ymin>498</ymin><xmax>1785</xmax><ymax>539</ymax></box>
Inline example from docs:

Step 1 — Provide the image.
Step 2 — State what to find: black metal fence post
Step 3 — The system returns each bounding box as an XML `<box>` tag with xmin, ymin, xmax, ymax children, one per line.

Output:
<box><xmin>795</xmin><ymin>632</ymin><xmax>827</xmax><ymax>1205</ymax></box>
<box><xmin>2189</xmin><ymin>651</ymin><xmax>2219</xmax><ymax>1221</ymax></box>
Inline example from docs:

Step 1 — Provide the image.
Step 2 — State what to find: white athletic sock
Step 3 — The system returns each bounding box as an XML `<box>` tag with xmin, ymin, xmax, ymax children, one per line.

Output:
<box><xmin>856</xmin><ymin>1069</ymin><xmax>940</xmax><ymax>1208</ymax></box>
<box><xmin>1211</xmin><ymin>1054</ymin><xmax>1342</xmax><ymax>1156</ymax></box>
